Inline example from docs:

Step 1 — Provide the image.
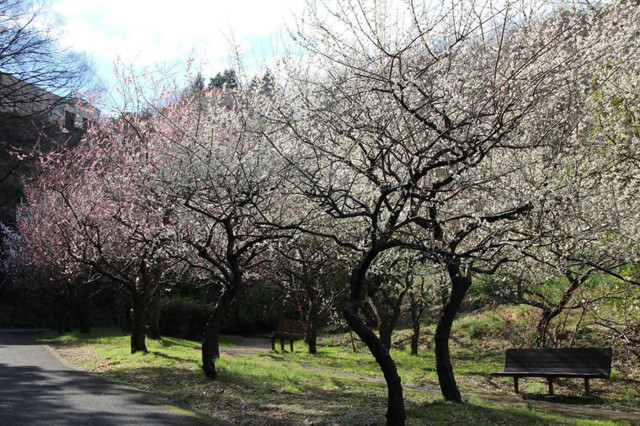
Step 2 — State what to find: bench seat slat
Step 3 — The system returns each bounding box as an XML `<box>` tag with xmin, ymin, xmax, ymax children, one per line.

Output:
<box><xmin>492</xmin><ymin>347</ymin><xmax>612</xmax><ymax>395</ymax></box>
<box><xmin>491</xmin><ymin>371</ymin><xmax>610</xmax><ymax>378</ymax></box>
<box><xmin>503</xmin><ymin>366</ymin><xmax>608</xmax><ymax>372</ymax></box>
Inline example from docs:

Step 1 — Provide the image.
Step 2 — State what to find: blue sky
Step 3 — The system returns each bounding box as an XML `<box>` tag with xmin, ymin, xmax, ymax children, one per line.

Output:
<box><xmin>45</xmin><ymin>0</ymin><xmax>303</xmax><ymax>107</ymax></box>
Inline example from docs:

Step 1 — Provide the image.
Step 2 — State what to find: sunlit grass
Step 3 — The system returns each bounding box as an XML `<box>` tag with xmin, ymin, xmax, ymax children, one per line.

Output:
<box><xmin>38</xmin><ymin>325</ymin><xmax>638</xmax><ymax>424</ymax></box>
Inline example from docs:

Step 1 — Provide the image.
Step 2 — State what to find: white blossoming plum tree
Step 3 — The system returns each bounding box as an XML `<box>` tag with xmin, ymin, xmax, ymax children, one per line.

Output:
<box><xmin>266</xmin><ymin>0</ymin><xmax>640</xmax><ymax>422</ymax></box>
<box><xmin>268</xmin><ymin>233</ymin><xmax>350</xmax><ymax>354</ymax></box>
<box><xmin>149</xmin><ymin>81</ymin><xmax>294</xmax><ymax>378</ymax></box>
<box><xmin>488</xmin><ymin>1</ymin><xmax>640</xmax><ymax>348</ymax></box>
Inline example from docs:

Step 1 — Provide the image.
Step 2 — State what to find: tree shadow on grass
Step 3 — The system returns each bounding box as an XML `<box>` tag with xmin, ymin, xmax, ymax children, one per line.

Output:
<box><xmin>157</xmin><ymin>337</ymin><xmax>200</xmax><ymax>350</ymax></box>
<box><xmin>409</xmin><ymin>400</ymin><xmax>560</xmax><ymax>425</ymax></box>
<box><xmin>150</xmin><ymin>350</ymin><xmax>195</xmax><ymax>363</ymax></box>
<box><xmin>199</xmin><ymin>364</ymin><xmax>589</xmax><ymax>424</ymax></box>
<box><xmin>76</xmin><ymin>361</ymin><xmax>638</xmax><ymax>425</ymax></box>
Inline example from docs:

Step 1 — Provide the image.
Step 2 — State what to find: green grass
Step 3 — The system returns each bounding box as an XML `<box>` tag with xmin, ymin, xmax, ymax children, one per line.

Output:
<box><xmin>39</xmin><ymin>324</ymin><xmax>639</xmax><ymax>425</ymax></box>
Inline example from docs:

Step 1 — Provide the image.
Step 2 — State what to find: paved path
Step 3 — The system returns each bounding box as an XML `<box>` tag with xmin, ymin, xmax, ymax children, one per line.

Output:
<box><xmin>0</xmin><ymin>329</ymin><xmax>221</xmax><ymax>425</ymax></box>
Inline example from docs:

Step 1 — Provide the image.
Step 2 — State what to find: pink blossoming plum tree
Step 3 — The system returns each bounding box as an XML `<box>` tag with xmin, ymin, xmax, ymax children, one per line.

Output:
<box><xmin>16</xmin><ymin>72</ymin><xmax>184</xmax><ymax>352</ymax></box>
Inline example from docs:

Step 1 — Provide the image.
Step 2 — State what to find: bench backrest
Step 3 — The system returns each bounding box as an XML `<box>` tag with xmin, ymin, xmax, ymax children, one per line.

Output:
<box><xmin>276</xmin><ymin>319</ymin><xmax>306</xmax><ymax>336</ymax></box>
<box><xmin>504</xmin><ymin>348</ymin><xmax>612</xmax><ymax>376</ymax></box>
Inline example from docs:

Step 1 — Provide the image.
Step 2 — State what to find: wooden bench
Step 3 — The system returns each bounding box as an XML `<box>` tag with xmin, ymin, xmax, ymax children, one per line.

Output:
<box><xmin>271</xmin><ymin>319</ymin><xmax>306</xmax><ymax>352</ymax></box>
<box><xmin>491</xmin><ymin>348</ymin><xmax>612</xmax><ymax>395</ymax></box>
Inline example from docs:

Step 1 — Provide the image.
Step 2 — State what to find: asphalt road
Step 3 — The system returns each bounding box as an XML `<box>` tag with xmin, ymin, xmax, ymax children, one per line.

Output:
<box><xmin>0</xmin><ymin>329</ymin><xmax>220</xmax><ymax>425</ymax></box>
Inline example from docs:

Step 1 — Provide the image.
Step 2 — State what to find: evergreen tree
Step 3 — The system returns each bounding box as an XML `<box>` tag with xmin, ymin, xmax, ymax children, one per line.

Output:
<box><xmin>190</xmin><ymin>72</ymin><xmax>205</xmax><ymax>93</ymax></box>
<box><xmin>208</xmin><ymin>69</ymin><xmax>238</xmax><ymax>90</ymax></box>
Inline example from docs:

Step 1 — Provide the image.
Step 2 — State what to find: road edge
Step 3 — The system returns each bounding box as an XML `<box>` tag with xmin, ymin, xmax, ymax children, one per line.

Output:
<box><xmin>40</xmin><ymin>343</ymin><xmax>229</xmax><ymax>426</ymax></box>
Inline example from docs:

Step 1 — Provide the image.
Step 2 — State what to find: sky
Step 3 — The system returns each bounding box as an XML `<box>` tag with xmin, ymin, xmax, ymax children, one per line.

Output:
<box><xmin>45</xmin><ymin>0</ymin><xmax>304</xmax><ymax>107</ymax></box>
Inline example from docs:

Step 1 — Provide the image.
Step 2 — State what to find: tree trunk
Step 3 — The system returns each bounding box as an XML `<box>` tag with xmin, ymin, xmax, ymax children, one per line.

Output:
<box><xmin>410</xmin><ymin>320</ymin><xmax>420</xmax><ymax>356</ymax></box>
<box><xmin>344</xmin><ymin>249</ymin><xmax>405</xmax><ymax>425</ymax></box>
<box><xmin>379</xmin><ymin>323</ymin><xmax>393</xmax><ymax>352</ymax></box>
<box><xmin>130</xmin><ymin>293</ymin><xmax>148</xmax><ymax>353</ymax></box>
<box><xmin>410</xmin><ymin>294</ymin><xmax>419</xmax><ymax>356</ymax></box>
<box><xmin>307</xmin><ymin>310</ymin><xmax>318</xmax><ymax>354</ymax></box>
<box><xmin>535</xmin><ymin>274</ymin><xmax>584</xmax><ymax>348</ymax></box>
<box><xmin>379</xmin><ymin>292</ymin><xmax>406</xmax><ymax>352</ymax></box>
<box><xmin>202</xmin><ymin>280</ymin><xmax>242</xmax><ymax>378</ymax></box>
<box><xmin>435</xmin><ymin>266</ymin><xmax>471</xmax><ymax>403</ymax></box>
<box><xmin>409</xmin><ymin>284</ymin><xmax>427</xmax><ymax>356</ymax></box>
<box><xmin>345</xmin><ymin>301</ymin><xmax>404</xmax><ymax>425</ymax></box>
<box><xmin>202</xmin><ymin>310</ymin><xmax>223</xmax><ymax>378</ymax></box>
<box><xmin>536</xmin><ymin>310</ymin><xmax>553</xmax><ymax>348</ymax></box>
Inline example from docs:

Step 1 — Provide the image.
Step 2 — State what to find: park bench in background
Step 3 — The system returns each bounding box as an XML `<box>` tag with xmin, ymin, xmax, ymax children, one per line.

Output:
<box><xmin>491</xmin><ymin>347</ymin><xmax>612</xmax><ymax>395</ymax></box>
<box><xmin>271</xmin><ymin>319</ymin><xmax>306</xmax><ymax>352</ymax></box>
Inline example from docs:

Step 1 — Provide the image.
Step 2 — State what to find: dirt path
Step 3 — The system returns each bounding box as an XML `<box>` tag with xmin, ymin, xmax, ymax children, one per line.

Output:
<box><xmin>220</xmin><ymin>337</ymin><xmax>271</xmax><ymax>355</ymax></box>
<box><xmin>476</xmin><ymin>393</ymin><xmax>640</xmax><ymax>424</ymax></box>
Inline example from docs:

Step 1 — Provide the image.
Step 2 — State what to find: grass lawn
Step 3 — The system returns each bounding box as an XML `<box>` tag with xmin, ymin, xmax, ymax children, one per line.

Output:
<box><xmin>38</xmin><ymin>323</ymin><xmax>639</xmax><ymax>425</ymax></box>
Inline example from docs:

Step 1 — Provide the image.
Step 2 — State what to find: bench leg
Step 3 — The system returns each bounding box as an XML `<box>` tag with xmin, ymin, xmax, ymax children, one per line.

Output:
<box><xmin>547</xmin><ymin>378</ymin><xmax>554</xmax><ymax>395</ymax></box>
<box><xmin>290</xmin><ymin>340</ymin><xmax>294</xmax><ymax>352</ymax></box>
<box><xmin>513</xmin><ymin>377</ymin><xmax>519</xmax><ymax>394</ymax></box>
<box><xmin>584</xmin><ymin>378</ymin><xmax>590</xmax><ymax>396</ymax></box>
<box><xmin>280</xmin><ymin>339</ymin><xmax>285</xmax><ymax>351</ymax></box>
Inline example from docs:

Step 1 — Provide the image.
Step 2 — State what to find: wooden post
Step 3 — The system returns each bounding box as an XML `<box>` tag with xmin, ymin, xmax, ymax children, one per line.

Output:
<box><xmin>547</xmin><ymin>377</ymin><xmax>554</xmax><ymax>395</ymax></box>
<box><xmin>513</xmin><ymin>377</ymin><xmax>519</xmax><ymax>394</ymax></box>
<box><xmin>584</xmin><ymin>378</ymin><xmax>590</xmax><ymax>396</ymax></box>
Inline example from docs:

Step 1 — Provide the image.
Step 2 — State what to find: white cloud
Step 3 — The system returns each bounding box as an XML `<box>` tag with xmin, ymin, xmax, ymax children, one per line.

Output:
<box><xmin>49</xmin><ymin>0</ymin><xmax>303</xmax><ymax>68</ymax></box>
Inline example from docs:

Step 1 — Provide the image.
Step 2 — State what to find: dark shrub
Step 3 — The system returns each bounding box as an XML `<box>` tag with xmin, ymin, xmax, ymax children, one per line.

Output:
<box><xmin>223</xmin><ymin>283</ymin><xmax>280</xmax><ymax>335</ymax></box>
<box><xmin>160</xmin><ymin>296</ymin><xmax>211</xmax><ymax>341</ymax></box>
